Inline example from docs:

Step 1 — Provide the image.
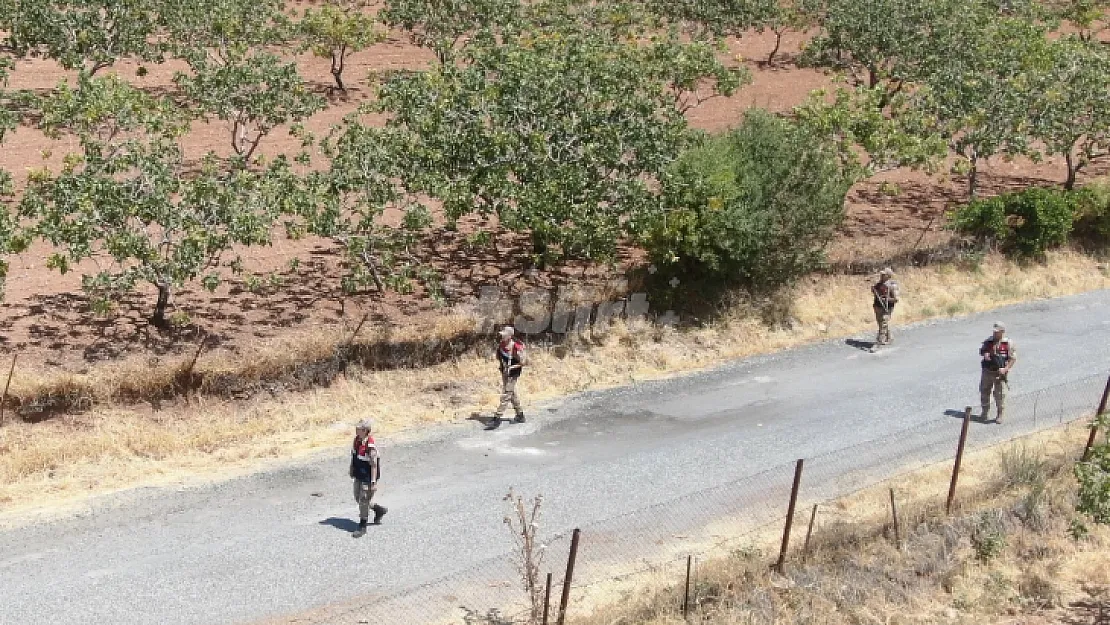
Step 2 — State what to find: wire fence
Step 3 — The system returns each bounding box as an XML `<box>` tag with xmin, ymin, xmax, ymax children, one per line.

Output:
<box><xmin>319</xmin><ymin>372</ymin><xmax>1110</xmax><ymax>625</ymax></box>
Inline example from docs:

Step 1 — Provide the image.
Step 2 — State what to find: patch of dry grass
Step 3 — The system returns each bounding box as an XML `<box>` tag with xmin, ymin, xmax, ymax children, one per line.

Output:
<box><xmin>1</xmin><ymin>251</ymin><xmax>1108</xmax><ymax>522</ymax></box>
<box><xmin>570</xmin><ymin>426</ymin><xmax>1110</xmax><ymax>625</ymax></box>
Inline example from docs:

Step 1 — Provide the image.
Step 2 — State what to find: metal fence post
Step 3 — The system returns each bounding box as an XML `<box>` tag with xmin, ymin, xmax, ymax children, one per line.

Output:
<box><xmin>557</xmin><ymin>528</ymin><xmax>580</xmax><ymax>625</ymax></box>
<box><xmin>802</xmin><ymin>504</ymin><xmax>819</xmax><ymax>560</ymax></box>
<box><xmin>682</xmin><ymin>554</ymin><xmax>692</xmax><ymax>619</ymax></box>
<box><xmin>889</xmin><ymin>488</ymin><xmax>902</xmax><ymax>550</ymax></box>
<box><xmin>947</xmin><ymin>406</ymin><xmax>972</xmax><ymax>515</ymax></box>
<box><xmin>775</xmin><ymin>459</ymin><xmax>805</xmax><ymax>574</ymax></box>
<box><xmin>1082</xmin><ymin>374</ymin><xmax>1110</xmax><ymax>461</ymax></box>
<box><xmin>542</xmin><ymin>572</ymin><xmax>552</xmax><ymax>625</ymax></box>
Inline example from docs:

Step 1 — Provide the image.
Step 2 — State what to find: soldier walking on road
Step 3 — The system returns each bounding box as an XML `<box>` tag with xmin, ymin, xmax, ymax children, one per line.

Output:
<box><xmin>871</xmin><ymin>268</ymin><xmax>900</xmax><ymax>352</ymax></box>
<box><xmin>980</xmin><ymin>322</ymin><xmax>1017</xmax><ymax>423</ymax></box>
<box><xmin>488</xmin><ymin>326</ymin><xmax>527</xmax><ymax>430</ymax></box>
<box><xmin>350</xmin><ymin>420</ymin><xmax>387</xmax><ymax>538</ymax></box>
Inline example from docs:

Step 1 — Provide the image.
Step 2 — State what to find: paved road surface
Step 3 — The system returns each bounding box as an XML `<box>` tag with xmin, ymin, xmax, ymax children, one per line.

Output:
<box><xmin>2</xmin><ymin>290</ymin><xmax>1109</xmax><ymax>625</ymax></box>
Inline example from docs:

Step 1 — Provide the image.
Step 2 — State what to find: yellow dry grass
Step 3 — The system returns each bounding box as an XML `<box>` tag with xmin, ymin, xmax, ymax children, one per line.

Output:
<box><xmin>571</xmin><ymin>424</ymin><xmax>1110</xmax><ymax>625</ymax></box>
<box><xmin>1</xmin><ymin>251</ymin><xmax>1108</xmax><ymax>523</ymax></box>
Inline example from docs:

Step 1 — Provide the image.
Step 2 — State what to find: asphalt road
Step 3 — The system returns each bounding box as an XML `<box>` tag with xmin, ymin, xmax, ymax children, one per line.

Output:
<box><xmin>2</xmin><ymin>290</ymin><xmax>1109</xmax><ymax>625</ymax></box>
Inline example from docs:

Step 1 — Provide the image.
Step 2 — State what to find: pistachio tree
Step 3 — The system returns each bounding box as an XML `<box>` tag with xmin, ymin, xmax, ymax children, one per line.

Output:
<box><xmin>0</xmin><ymin>0</ymin><xmax>165</xmax><ymax>74</ymax></box>
<box><xmin>175</xmin><ymin>48</ymin><xmax>326</xmax><ymax>161</ymax></box>
<box><xmin>646</xmin><ymin>0</ymin><xmax>779</xmax><ymax>37</ymax></box>
<box><xmin>801</xmin><ymin>0</ymin><xmax>989</xmax><ymax>109</ymax></box>
<box><xmin>1030</xmin><ymin>36</ymin><xmax>1110</xmax><ymax>189</ymax></box>
<box><xmin>288</xmin><ymin>119</ymin><xmax>434</xmax><ymax>295</ymax></box>
<box><xmin>379</xmin><ymin>0</ymin><xmax>519</xmax><ymax>65</ymax></box>
<box><xmin>298</xmin><ymin>2</ymin><xmax>385</xmax><ymax>93</ymax></box>
<box><xmin>20</xmin><ymin>74</ymin><xmax>301</xmax><ymax>327</ymax></box>
<box><xmin>916</xmin><ymin>16</ymin><xmax>1055</xmax><ymax>198</ymax></box>
<box><xmin>376</xmin><ymin>0</ymin><xmax>746</xmax><ymax>265</ymax></box>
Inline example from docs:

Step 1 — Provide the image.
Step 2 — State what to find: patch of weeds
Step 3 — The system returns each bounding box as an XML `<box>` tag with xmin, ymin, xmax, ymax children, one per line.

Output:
<box><xmin>169</xmin><ymin>311</ymin><xmax>192</xmax><ymax>328</ymax></box>
<box><xmin>998</xmin><ymin>443</ymin><xmax>1049</xmax><ymax>490</ymax></box>
<box><xmin>1068</xmin><ymin>518</ymin><xmax>1090</xmax><ymax>541</ymax></box>
<box><xmin>945</xmin><ymin>301</ymin><xmax>970</xmax><ymax>316</ymax></box>
<box><xmin>971</xmin><ymin>511</ymin><xmax>1008</xmax><ymax>562</ymax></box>
<box><xmin>1018</xmin><ymin>569</ymin><xmax>1061</xmax><ymax>609</ymax></box>
<box><xmin>1013</xmin><ymin>482</ymin><xmax>1050</xmax><ymax>532</ymax></box>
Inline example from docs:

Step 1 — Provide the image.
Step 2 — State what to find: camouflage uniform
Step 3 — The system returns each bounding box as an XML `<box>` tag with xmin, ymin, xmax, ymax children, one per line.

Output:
<box><xmin>979</xmin><ymin>324</ymin><xmax>1016</xmax><ymax>423</ymax></box>
<box><xmin>871</xmin><ymin>269</ymin><xmax>900</xmax><ymax>347</ymax></box>
<box><xmin>349</xmin><ymin>420</ymin><xmax>387</xmax><ymax>538</ymax></box>
<box><xmin>492</xmin><ymin>327</ymin><xmax>526</xmax><ymax>426</ymax></box>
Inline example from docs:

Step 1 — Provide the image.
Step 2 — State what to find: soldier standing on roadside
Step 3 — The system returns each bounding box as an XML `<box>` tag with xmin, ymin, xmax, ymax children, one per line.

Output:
<box><xmin>488</xmin><ymin>326</ymin><xmax>527</xmax><ymax>430</ymax></box>
<box><xmin>980</xmin><ymin>322</ymin><xmax>1017</xmax><ymax>423</ymax></box>
<box><xmin>350</xmin><ymin>420</ymin><xmax>387</xmax><ymax>538</ymax></box>
<box><xmin>870</xmin><ymin>268</ymin><xmax>900</xmax><ymax>352</ymax></box>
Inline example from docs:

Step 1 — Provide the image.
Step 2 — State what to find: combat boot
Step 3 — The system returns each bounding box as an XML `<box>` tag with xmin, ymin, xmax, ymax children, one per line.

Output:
<box><xmin>353</xmin><ymin>519</ymin><xmax>367</xmax><ymax>538</ymax></box>
<box><xmin>372</xmin><ymin>505</ymin><xmax>388</xmax><ymax>525</ymax></box>
<box><xmin>513</xmin><ymin>413</ymin><xmax>525</xmax><ymax>424</ymax></box>
<box><xmin>995</xmin><ymin>410</ymin><xmax>1005</xmax><ymax>424</ymax></box>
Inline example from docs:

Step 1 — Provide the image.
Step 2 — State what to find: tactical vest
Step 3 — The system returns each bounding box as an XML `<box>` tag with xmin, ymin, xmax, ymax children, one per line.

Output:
<box><xmin>873</xmin><ymin>281</ymin><xmax>896</xmax><ymax>308</ymax></box>
<box><xmin>498</xmin><ymin>339</ymin><xmax>525</xmax><ymax>376</ymax></box>
<box><xmin>981</xmin><ymin>338</ymin><xmax>1011</xmax><ymax>371</ymax></box>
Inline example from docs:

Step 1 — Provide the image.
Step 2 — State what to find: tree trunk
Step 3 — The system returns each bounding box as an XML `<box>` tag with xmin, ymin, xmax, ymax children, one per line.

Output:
<box><xmin>1065</xmin><ymin>152</ymin><xmax>1077</xmax><ymax>191</ymax></box>
<box><xmin>152</xmin><ymin>282</ymin><xmax>172</xmax><ymax>329</ymax></box>
<box><xmin>331</xmin><ymin>47</ymin><xmax>347</xmax><ymax>93</ymax></box>
<box><xmin>531</xmin><ymin>235</ymin><xmax>549</xmax><ymax>270</ymax></box>
<box><xmin>967</xmin><ymin>152</ymin><xmax>979</xmax><ymax>200</ymax></box>
<box><xmin>767</xmin><ymin>29</ymin><xmax>784</xmax><ymax>66</ymax></box>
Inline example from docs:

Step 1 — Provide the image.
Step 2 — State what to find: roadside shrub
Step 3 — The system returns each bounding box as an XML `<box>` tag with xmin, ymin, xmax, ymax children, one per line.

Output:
<box><xmin>952</xmin><ymin>187</ymin><xmax>1075</xmax><ymax>258</ymax></box>
<box><xmin>1075</xmin><ymin>439</ymin><xmax>1110</xmax><ymax>524</ymax></box>
<box><xmin>997</xmin><ymin>443</ymin><xmax>1049</xmax><ymax>490</ymax></box>
<box><xmin>1071</xmin><ymin>182</ymin><xmax>1110</xmax><ymax>251</ymax></box>
<box><xmin>970</xmin><ymin>510</ymin><xmax>1008</xmax><ymax>562</ymax></box>
<box><xmin>643</xmin><ymin>109</ymin><xmax>853</xmax><ymax>290</ymax></box>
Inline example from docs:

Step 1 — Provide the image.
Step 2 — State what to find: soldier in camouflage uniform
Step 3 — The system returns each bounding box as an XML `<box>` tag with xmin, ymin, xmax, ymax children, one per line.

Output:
<box><xmin>980</xmin><ymin>322</ymin><xmax>1016</xmax><ymax>423</ymax></box>
<box><xmin>870</xmin><ymin>268</ymin><xmax>900</xmax><ymax>352</ymax></box>
<box><xmin>349</xmin><ymin>420</ymin><xmax>387</xmax><ymax>538</ymax></box>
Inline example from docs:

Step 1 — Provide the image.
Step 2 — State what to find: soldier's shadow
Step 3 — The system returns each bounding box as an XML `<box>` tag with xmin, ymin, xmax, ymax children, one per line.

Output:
<box><xmin>319</xmin><ymin>517</ymin><xmax>361</xmax><ymax>533</ymax></box>
<box><xmin>845</xmin><ymin>339</ymin><xmax>876</xmax><ymax>351</ymax></box>
<box><xmin>944</xmin><ymin>408</ymin><xmax>993</xmax><ymax>424</ymax></box>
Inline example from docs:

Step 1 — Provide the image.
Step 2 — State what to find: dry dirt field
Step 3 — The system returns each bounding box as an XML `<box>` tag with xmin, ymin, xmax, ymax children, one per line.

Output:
<box><xmin>1</xmin><ymin>14</ymin><xmax>1106</xmax><ymax>380</ymax></box>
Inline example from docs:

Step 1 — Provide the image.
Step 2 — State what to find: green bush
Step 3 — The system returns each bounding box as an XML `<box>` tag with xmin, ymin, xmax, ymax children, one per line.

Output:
<box><xmin>1076</xmin><ymin>439</ymin><xmax>1110</xmax><ymax>525</ymax></box>
<box><xmin>643</xmin><ymin>109</ymin><xmax>853</xmax><ymax>289</ymax></box>
<box><xmin>1071</xmin><ymin>183</ymin><xmax>1110</xmax><ymax>251</ymax></box>
<box><xmin>952</xmin><ymin>187</ymin><xmax>1075</xmax><ymax>258</ymax></box>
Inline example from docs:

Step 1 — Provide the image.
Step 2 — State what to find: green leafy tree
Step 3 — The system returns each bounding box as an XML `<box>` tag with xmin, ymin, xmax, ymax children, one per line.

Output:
<box><xmin>0</xmin><ymin>170</ymin><xmax>31</xmax><ymax>299</ymax></box>
<box><xmin>1029</xmin><ymin>36</ymin><xmax>1110</xmax><ymax>190</ymax></box>
<box><xmin>379</xmin><ymin>0</ymin><xmax>519</xmax><ymax>65</ymax></box>
<box><xmin>290</xmin><ymin>119</ymin><xmax>433</xmax><ymax>295</ymax></box>
<box><xmin>800</xmin><ymin>0</ymin><xmax>989</xmax><ymax>109</ymax></box>
<box><xmin>20</xmin><ymin>74</ymin><xmax>299</xmax><ymax>327</ymax></box>
<box><xmin>0</xmin><ymin>0</ymin><xmax>165</xmax><ymax>73</ymax></box>
<box><xmin>763</xmin><ymin>0</ymin><xmax>816</xmax><ymax>65</ymax></box>
<box><xmin>1043</xmin><ymin>0</ymin><xmax>1109</xmax><ymax>41</ymax></box>
<box><xmin>0</xmin><ymin>58</ymin><xmax>27</xmax><ymax>298</ymax></box>
<box><xmin>794</xmin><ymin>84</ymin><xmax>948</xmax><ymax>177</ymax></box>
<box><xmin>376</xmin><ymin>0</ymin><xmax>745</xmax><ymax>265</ymax></box>
<box><xmin>175</xmin><ymin>48</ymin><xmax>326</xmax><ymax>161</ymax></box>
<box><xmin>647</xmin><ymin>0</ymin><xmax>779</xmax><ymax>35</ymax></box>
<box><xmin>916</xmin><ymin>16</ymin><xmax>1055</xmax><ymax>198</ymax></box>
<box><xmin>298</xmin><ymin>2</ymin><xmax>385</xmax><ymax>93</ymax></box>
<box><xmin>160</xmin><ymin>0</ymin><xmax>292</xmax><ymax>65</ymax></box>
<box><xmin>646</xmin><ymin>0</ymin><xmax>811</xmax><ymax>65</ymax></box>
<box><xmin>643</xmin><ymin>109</ymin><xmax>853</xmax><ymax>288</ymax></box>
